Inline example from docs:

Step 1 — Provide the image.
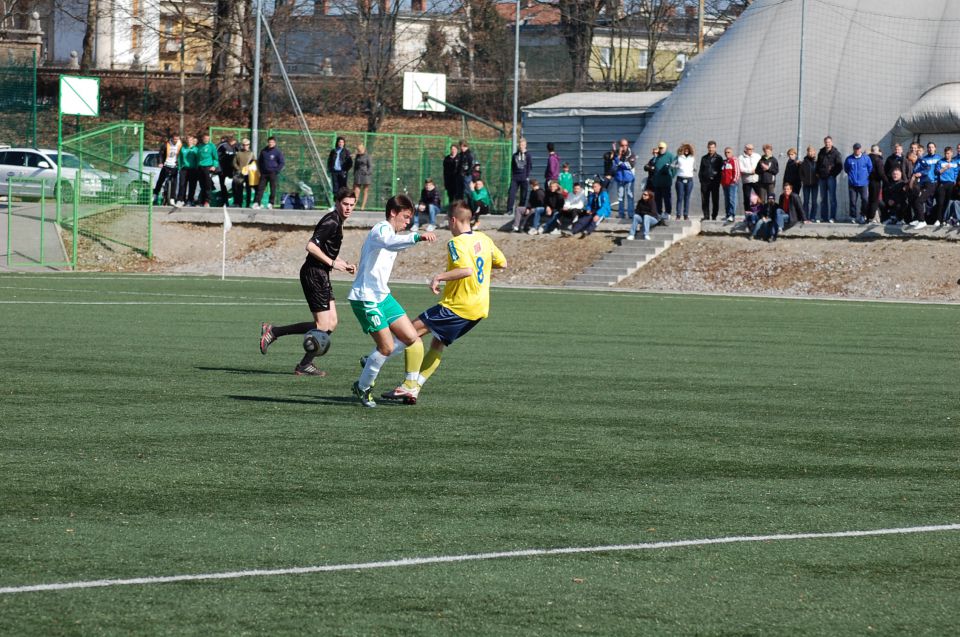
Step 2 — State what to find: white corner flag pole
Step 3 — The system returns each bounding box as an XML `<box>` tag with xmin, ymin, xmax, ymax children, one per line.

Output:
<box><xmin>222</xmin><ymin>206</ymin><xmax>232</xmax><ymax>281</ymax></box>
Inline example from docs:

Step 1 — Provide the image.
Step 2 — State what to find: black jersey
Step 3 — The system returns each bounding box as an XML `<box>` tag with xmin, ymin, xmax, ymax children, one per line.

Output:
<box><xmin>304</xmin><ymin>210</ymin><xmax>344</xmax><ymax>271</ymax></box>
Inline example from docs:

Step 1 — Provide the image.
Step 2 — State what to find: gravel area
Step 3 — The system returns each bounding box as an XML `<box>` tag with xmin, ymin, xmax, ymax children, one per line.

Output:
<box><xmin>76</xmin><ymin>217</ymin><xmax>960</xmax><ymax>302</ymax></box>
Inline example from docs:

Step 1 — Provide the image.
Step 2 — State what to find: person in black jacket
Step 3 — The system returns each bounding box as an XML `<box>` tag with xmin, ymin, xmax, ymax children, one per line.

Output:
<box><xmin>442</xmin><ymin>144</ymin><xmax>462</xmax><ymax>205</ymax></box>
<box><xmin>514</xmin><ymin>179</ymin><xmax>544</xmax><ymax>231</ymax></box>
<box><xmin>884</xmin><ymin>143</ymin><xmax>908</xmax><ymax>186</ymax></box>
<box><xmin>506</xmin><ymin>138</ymin><xmax>532</xmax><ymax>216</ymax></box>
<box><xmin>698</xmin><ymin>140</ymin><xmax>724</xmax><ymax>220</ymax></box>
<box><xmin>816</xmin><ymin>136</ymin><xmax>843</xmax><ymax>222</ymax></box>
<box><xmin>457</xmin><ymin>139</ymin><xmax>475</xmax><ymax>198</ymax></box>
<box><xmin>783</xmin><ymin>148</ymin><xmax>801</xmax><ymax>193</ymax></box>
<box><xmin>216</xmin><ymin>136</ymin><xmax>238</xmax><ymax>205</ymax></box>
<box><xmin>532</xmin><ymin>180</ymin><xmax>567</xmax><ymax>235</ymax></box>
<box><xmin>756</xmin><ymin>144</ymin><xmax>779</xmax><ymax>200</ymax></box>
<box><xmin>798</xmin><ymin>146</ymin><xmax>819</xmax><ymax>222</ymax></box>
<box><xmin>327</xmin><ymin>137</ymin><xmax>353</xmax><ymax>193</ymax></box>
<box><xmin>415</xmin><ymin>178</ymin><xmax>442</xmax><ymax>232</ymax></box>
<box><xmin>867</xmin><ymin>145</ymin><xmax>885</xmax><ymax>222</ymax></box>
<box><xmin>882</xmin><ymin>167</ymin><xmax>911</xmax><ymax>224</ymax></box>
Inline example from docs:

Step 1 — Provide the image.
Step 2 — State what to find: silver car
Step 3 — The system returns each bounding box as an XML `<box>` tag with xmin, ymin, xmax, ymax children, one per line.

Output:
<box><xmin>0</xmin><ymin>147</ymin><xmax>113</xmax><ymax>201</ymax></box>
<box><xmin>120</xmin><ymin>151</ymin><xmax>233</xmax><ymax>205</ymax></box>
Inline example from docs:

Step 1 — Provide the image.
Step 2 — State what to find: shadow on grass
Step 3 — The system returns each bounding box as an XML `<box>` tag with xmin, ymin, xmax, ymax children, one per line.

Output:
<box><xmin>228</xmin><ymin>394</ymin><xmax>375</xmax><ymax>408</ymax></box>
<box><xmin>196</xmin><ymin>366</ymin><xmax>293</xmax><ymax>376</ymax></box>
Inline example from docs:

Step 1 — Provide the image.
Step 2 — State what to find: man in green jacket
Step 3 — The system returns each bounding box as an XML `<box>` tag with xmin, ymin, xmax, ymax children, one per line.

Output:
<box><xmin>644</xmin><ymin>141</ymin><xmax>676</xmax><ymax>219</ymax></box>
<box><xmin>195</xmin><ymin>132</ymin><xmax>220</xmax><ymax>208</ymax></box>
<box><xmin>174</xmin><ymin>136</ymin><xmax>199</xmax><ymax>207</ymax></box>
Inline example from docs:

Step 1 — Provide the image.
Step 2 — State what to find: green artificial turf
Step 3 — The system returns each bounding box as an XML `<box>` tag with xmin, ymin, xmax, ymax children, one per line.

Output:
<box><xmin>0</xmin><ymin>273</ymin><xmax>958</xmax><ymax>635</ymax></box>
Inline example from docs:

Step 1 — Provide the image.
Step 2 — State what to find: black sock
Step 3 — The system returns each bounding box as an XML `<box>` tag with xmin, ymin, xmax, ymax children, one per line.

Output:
<box><xmin>271</xmin><ymin>322</ymin><xmax>316</xmax><ymax>338</ymax></box>
<box><xmin>299</xmin><ymin>352</ymin><xmax>316</xmax><ymax>367</ymax></box>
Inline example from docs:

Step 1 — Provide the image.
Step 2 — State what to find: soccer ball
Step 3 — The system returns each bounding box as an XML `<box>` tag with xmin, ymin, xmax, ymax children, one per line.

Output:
<box><xmin>303</xmin><ymin>329</ymin><xmax>331</xmax><ymax>357</ymax></box>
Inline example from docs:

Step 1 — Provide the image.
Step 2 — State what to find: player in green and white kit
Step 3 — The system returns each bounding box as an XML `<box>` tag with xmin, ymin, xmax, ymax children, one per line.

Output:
<box><xmin>348</xmin><ymin>194</ymin><xmax>437</xmax><ymax>407</ymax></box>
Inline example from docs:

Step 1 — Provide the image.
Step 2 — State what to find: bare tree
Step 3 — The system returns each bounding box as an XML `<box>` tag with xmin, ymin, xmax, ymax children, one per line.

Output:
<box><xmin>554</xmin><ymin>0</ymin><xmax>605</xmax><ymax>90</ymax></box>
<box><xmin>79</xmin><ymin>0</ymin><xmax>97</xmax><ymax>70</ymax></box>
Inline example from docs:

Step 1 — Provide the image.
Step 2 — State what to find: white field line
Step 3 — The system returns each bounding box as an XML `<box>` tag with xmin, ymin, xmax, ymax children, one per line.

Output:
<box><xmin>1</xmin><ymin>523</ymin><xmax>957</xmax><ymax>596</ymax></box>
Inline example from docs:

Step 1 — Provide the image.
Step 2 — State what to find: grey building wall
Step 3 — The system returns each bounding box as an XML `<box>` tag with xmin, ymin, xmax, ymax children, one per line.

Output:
<box><xmin>522</xmin><ymin>112</ymin><xmax>655</xmax><ymax>185</ymax></box>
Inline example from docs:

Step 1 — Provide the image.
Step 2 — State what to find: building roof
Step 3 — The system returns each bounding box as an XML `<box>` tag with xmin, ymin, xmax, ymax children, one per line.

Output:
<box><xmin>523</xmin><ymin>92</ymin><xmax>671</xmax><ymax>118</ymax></box>
<box><xmin>495</xmin><ymin>1</ymin><xmax>560</xmax><ymax>26</ymax></box>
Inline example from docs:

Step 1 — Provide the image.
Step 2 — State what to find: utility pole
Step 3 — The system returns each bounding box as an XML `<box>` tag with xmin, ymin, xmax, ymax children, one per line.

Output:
<box><xmin>697</xmin><ymin>0</ymin><xmax>705</xmax><ymax>53</ymax></box>
<box><xmin>252</xmin><ymin>0</ymin><xmax>262</xmax><ymax>152</ymax></box>
<box><xmin>512</xmin><ymin>0</ymin><xmax>520</xmax><ymax>152</ymax></box>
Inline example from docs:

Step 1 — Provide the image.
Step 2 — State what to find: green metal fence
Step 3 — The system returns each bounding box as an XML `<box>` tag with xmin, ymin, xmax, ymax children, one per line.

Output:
<box><xmin>210</xmin><ymin>127</ymin><xmax>512</xmax><ymax>211</ymax></box>
<box><xmin>5</xmin><ymin>177</ymin><xmax>75</xmax><ymax>268</ymax></box>
<box><xmin>60</xmin><ymin>121</ymin><xmax>153</xmax><ymax>260</ymax></box>
<box><xmin>0</xmin><ymin>52</ymin><xmax>38</xmax><ymax>149</ymax></box>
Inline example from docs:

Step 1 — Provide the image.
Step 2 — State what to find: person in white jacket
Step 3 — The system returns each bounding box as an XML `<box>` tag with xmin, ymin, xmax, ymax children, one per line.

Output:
<box><xmin>738</xmin><ymin>143</ymin><xmax>762</xmax><ymax>212</ymax></box>
<box><xmin>348</xmin><ymin>194</ymin><xmax>437</xmax><ymax>407</ymax></box>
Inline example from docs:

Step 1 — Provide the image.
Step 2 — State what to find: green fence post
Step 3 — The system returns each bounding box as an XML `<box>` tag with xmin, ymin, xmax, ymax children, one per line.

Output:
<box><xmin>71</xmin><ymin>178</ymin><xmax>77</xmax><ymax>268</ymax></box>
<box><xmin>39</xmin><ymin>181</ymin><xmax>44</xmax><ymax>265</ymax></box>
<box><xmin>5</xmin><ymin>181</ymin><xmax>11</xmax><ymax>266</ymax></box>
<box><xmin>391</xmin><ymin>134</ymin><xmax>398</xmax><ymax>198</ymax></box>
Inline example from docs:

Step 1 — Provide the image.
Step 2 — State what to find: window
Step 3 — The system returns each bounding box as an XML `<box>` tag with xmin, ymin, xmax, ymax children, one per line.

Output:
<box><xmin>599</xmin><ymin>47</ymin><xmax>611</xmax><ymax>68</ymax></box>
<box><xmin>637</xmin><ymin>50</ymin><xmax>648</xmax><ymax>70</ymax></box>
<box><xmin>675</xmin><ymin>53</ymin><xmax>687</xmax><ymax>73</ymax></box>
<box><xmin>4</xmin><ymin>151</ymin><xmax>27</xmax><ymax>167</ymax></box>
<box><xmin>25</xmin><ymin>153</ymin><xmax>48</xmax><ymax>168</ymax></box>
<box><xmin>144</xmin><ymin>153</ymin><xmax>161</xmax><ymax>168</ymax></box>
<box><xmin>0</xmin><ymin>152</ymin><xmax>9</xmax><ymax>165</ymax></box>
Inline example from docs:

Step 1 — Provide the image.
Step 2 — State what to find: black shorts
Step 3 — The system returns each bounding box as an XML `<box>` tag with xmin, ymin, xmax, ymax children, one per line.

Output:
<box><xmin>300</xmin><ymin>263</ymin><xmax>334</xmax><ymax>313</ymax></box>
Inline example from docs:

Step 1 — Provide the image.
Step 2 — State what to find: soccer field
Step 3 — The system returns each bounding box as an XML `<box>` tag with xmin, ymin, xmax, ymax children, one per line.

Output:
<box><xmin>1</xmin><ymin>273</ymin><xmax>958</xmax><ymax>635</ymax></box>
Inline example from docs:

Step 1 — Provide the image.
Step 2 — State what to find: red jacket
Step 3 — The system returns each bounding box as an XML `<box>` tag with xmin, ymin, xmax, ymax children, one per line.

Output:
<box><xmin>721</xmin><ymin>156</ymin><xmax>740</xmax><ymax>187</ymax></box>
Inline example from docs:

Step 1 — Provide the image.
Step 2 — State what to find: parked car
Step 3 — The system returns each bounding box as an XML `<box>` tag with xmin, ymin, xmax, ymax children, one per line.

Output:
<box><xmin>120</xmin><ymin>151</ymin><xmax>233</xmax><ymax>205</ymax></box>
<box><xmin>0</xmin><ymin>146</ymin><xmax>113</xmax><ymax>201</ymax></box>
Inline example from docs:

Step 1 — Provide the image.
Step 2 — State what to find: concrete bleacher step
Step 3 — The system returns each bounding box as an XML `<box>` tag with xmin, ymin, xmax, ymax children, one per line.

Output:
<box><xmin>564</xmin><ymin>219</ymin><xmax>701</xmax><ymax>287</ymax></box>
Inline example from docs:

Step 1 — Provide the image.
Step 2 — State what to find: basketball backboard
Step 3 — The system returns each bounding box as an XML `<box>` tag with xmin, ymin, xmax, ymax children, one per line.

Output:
<box><xmin>402</xmin><ymin>72</ymin><xmax>446</xmax><ymax>113</ymax></box>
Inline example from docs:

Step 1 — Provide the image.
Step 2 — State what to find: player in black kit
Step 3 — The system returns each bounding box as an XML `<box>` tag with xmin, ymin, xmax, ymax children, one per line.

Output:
<box><xmin>259</xmin><ymin>187</ymin><xmax>357</xmax><ymax>376</ymax></box>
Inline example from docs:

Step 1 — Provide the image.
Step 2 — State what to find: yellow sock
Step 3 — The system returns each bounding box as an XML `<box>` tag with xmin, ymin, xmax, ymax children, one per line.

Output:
<box><xmin>402</xmin><ymin>340</ymin><xmax>424</xmax><ymax>389</ymax></box>
<box><xmin>418</xmin><ymin>347</ymin><xmax>443</xmax><ymax>383</ymax></box>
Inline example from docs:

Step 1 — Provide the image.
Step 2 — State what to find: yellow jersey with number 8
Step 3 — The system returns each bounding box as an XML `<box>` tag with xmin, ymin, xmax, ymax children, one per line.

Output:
<box><xmin>439</xmin><ymin>231</ymin><xmax>505</xmax><ymax>321</ymax></box>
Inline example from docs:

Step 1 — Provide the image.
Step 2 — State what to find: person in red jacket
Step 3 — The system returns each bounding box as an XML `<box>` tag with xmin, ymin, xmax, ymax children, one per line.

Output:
<box><xmin>720</xmin><ymin>146</ymin><xmax>741</xmax><ymax>222</ymax></box>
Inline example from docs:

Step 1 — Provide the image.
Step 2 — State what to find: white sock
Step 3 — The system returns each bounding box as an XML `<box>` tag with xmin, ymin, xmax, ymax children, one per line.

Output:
<box><xmin>416</xmin><ymin>373</ymin><xmax>427</xmax><ymax>386</ymax></box>
<box><xmin>358</xmin><ymin>351</ymin><xmax>388</xmax><ymax>390</ymax></box>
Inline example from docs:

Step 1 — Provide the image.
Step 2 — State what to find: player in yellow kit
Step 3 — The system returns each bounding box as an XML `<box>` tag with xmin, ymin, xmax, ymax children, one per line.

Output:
<box><xmin>381</xmin><ymin>200</ymin><xmax>507</xmax><ymax>404</ymax></box>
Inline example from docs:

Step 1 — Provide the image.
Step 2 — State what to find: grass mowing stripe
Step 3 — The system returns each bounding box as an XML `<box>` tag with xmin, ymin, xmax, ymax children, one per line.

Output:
<box><xmin>0</xmin><ymin>285</ymin><xmax>299</xmax><ymax>302</ymax></box>
<box><xmin>2</xmin><ymin>523</ymin><xmax>957</xmax><ymax>596</ymax></box>
<box><xmin>0</xmin><ymin>301</ymin><xmax>304</xmax><ymax>306</ymax></box>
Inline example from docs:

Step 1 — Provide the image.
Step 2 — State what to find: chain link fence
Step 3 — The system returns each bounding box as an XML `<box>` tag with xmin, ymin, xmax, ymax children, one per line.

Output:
<box><xmin>210</xmin><ymin>127</ymin><xmax>511</xmax><ymax>211</ymax></box>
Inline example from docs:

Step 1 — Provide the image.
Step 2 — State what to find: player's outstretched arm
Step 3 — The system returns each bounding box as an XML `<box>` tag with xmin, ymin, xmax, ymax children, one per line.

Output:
<box><xmin>429</xmin><ymin>267</ymin><xmax>472</xmax><ymax>294</ymax></box>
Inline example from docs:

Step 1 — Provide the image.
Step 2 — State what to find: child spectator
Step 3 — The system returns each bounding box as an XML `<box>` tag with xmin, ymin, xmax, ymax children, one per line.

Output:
<box><xmin>469</xmin><ymin>178</ymin><xmax>491</xmax><ymax>228</ymax></box>
<box><xmin>558</xmin><ymin>162</ymin><xmax>574</xmax><ymax>195</ymax></box>
<box><xmin>415</xmin><ymin>178</ymin><xmax>441</xmax><ymax>232</ymax></box>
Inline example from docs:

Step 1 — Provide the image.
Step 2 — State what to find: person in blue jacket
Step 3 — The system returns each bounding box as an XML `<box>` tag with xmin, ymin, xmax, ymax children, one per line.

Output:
<box><xmin>911</xmin><ymin>142</ymin><xmax>941</xmax><ymax>226</ymax></box>
<box><xmin>844</xmin><ymin>143</ymin><xmax>873</xmax><ymax>223</ymax></box>
<box><xmin>933</xmin><ymin>146</ymin><xmax>959</xmax><ymax>226</ymax></box>
<box><xmin>565</xmin><ymin>180</ymin><xmax>611</xmax><ymax>238</ymax></box>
